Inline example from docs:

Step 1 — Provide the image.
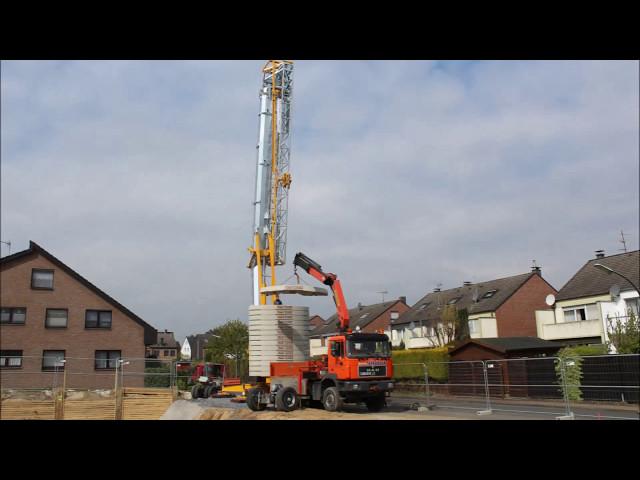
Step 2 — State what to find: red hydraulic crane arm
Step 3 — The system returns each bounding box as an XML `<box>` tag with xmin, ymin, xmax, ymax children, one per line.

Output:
<box><xmin>293</xmin><ymin>252</ymin><xmax>350</xmax><ymax>332</ymax></box>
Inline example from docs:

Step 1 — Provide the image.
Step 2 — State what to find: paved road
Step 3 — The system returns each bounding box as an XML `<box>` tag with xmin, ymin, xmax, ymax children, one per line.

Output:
<box><xmin>389</xmin><ymin>394</ymin><xmax>640</xmax><ymax>420</ymax></box>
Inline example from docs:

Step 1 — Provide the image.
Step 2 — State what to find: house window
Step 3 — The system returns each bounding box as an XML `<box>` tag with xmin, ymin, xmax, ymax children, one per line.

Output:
<box><xmin>563</xmin><ymin>304</ymin><xmax>599</xmax><ymax>322</ymax></box>
<box><xmin>419</xmin><ymin>303</ymin><xmax>430</xmax><ymax>310</ymax></box>
<box><xmin>0</xmin><ymin>350</ymin><xmax>23</xmax><ymax>368</ymax></box>
<box><xmin>390</xmin><ymin>311</ymin><xmax>400</xmax><ymax>320</ymax></box>
<box><xmin>45</xmin><ymin>309</ymin><xmax>68</xmax><ymax>328</ymax></box>
<box><xmin>447</xmin><ymin>297</ymin><xmax>461</xmax><ymax>305</ymax></box>
<box><xmin>31</xmin><ymin>269</ymin><xmax>54</xmax><ymax>289</ymax></box>
<box><xmin>1</xmin><ymin>307</ymin><xmax>26</xmax><ymax>325</ymax></box>
<box><xmin>85</xmin><ymin>310</ymin><xmax>112</xmax><ymax>329</ymax></box>
<box><xmin>482</xmin><ymin>289</ymin><xmax>498</xmax><ymax>299</ymax></box>
<box><xmin>95</xmin><ymin>350</ymin><xmax>121</xmax><ymax>370</ymax></box>
<box><xmin>164</xmin><ymin>350</ymin><xmax>169</xmax><ymax>356</ymax></box>
<box><xmin>625</xmin><ymin>298</ymin><xmax>639</xmax><ymax>316</ymax></box>
<box><xmin>468</xmin><ymin>319</ymin><xmax>479</xmax><ymax>334</ymax></box>
<box><xmin>360</xmin><ymin>313</ymin><xmax>370</xmax><ymax>319</ymax></box>
<box><xmin>42</xmin><ymin>350</ymin><xmax>65</xmax><ymax>371</ymax></box>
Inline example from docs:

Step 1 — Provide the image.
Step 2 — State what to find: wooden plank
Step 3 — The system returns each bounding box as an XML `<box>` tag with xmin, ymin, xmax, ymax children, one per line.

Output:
<box><xmin>1</xmin><ymin>401</ymin><xmax>56</xmax><ymax>420</ymax></box>
<box><xmin>63</xmin><ymin>400</ymin><xmax>116</xmax><ymax>420</ymax></box>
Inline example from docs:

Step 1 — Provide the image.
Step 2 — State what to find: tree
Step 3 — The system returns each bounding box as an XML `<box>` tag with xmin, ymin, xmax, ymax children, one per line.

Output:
<box><xmin>431</xmin><ymin>306</ymin><xmax>469</xmax><ymax>347</ymax></box>
<box><xmin>606</xmin><ymin>308</ymin><xmax>640</xmax><ymax>354</ymax></box>
<box><xmin>204</xmin><ymin>319</ymin><xmax>249</xmax><ymax>378</ymax></box>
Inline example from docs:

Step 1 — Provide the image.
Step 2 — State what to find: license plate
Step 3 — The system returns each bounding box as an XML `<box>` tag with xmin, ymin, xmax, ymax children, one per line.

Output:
<box><xmin>359</xmin><ymin>365</ymin><xmax>387</xmax><ymax>377</ymax></box>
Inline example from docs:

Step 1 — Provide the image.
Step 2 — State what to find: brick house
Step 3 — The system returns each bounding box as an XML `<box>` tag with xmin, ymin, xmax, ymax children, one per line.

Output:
<box><xmin>535</xmin><ymin>250</ymin><xmax>639</xmax><ymax>348</ymax></box>
<box><xmin>309</xmin><ymin>297</ymin><xmax>409</xmax><ymax>356</ymax></box>
<box><xmin>0</xmin><ymin>241</ymin><xmax>157</xmax><ymax>389</ymax></box>
<box><xmin>185</xmin><ymin>332</ymin><xmax>216</xmax><ymax>361</ymax></box>
<box><xmin>309</xmin><ymin>315</ymin><xmax>324</xmax><ymax>329</ymax></box>
<box><xmin>393</xmin><ymin>268</ymin><xmax>557</xmax><ymax>348</ymax></box>
<box><xmin>146</xmin><ymin>329</ymin><xmax>180</xmax><ymax>362</ymax></box>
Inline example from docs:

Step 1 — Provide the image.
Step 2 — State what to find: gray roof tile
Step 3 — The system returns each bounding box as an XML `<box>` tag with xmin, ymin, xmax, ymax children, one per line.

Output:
<box><xmin>556</xmin><ymin>250</ymin><xmax>639</xmax><ymax>301</ymax></box>
<box><xmin>395</xmin><ymin>272</ymin><xmax>544</xmax><ymax>327</ymax></box>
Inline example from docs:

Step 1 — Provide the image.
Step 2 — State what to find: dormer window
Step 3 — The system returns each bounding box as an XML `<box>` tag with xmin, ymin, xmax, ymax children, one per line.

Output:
<box><xmin>482</xmin><ymin>290</ymin><xmax>498</xmax><ymax>299</ymax></box>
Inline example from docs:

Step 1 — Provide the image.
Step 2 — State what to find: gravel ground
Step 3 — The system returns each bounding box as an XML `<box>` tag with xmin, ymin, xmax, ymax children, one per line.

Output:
<box><xmin>160</xmin><ymin>398</ymin><xmax>461</xmax><ymax>420</ymax></box>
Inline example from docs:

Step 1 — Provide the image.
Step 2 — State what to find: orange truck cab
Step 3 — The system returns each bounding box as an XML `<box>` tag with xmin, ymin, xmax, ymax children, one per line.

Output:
<box><xmin>247</xmin><ymin>331</ymin><xmax>393</xmax><ymax>412</ymax></box>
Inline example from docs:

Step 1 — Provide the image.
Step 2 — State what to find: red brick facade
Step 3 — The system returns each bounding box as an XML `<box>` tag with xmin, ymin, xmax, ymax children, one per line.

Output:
<box><xmin>1</xmin><ymin>247</ymin><xmax>155</xmax><ymax>389</ymax></box>
<box><xmin>309</xmin><ymin>315</ymin><xmax>324</xmax><ymax>329</ymax></box>
<box><xmin>362</xmin><ymin>300</ymin><xmax>410</xmax><ymax>334</ymax></box>
<box><xmin>495</xmin><ymin>274</ymin><xmax>557</xmax><ymax>337</ymax></box>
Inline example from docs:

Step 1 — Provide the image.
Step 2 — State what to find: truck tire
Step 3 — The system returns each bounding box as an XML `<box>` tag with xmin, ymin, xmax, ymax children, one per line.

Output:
<box><xmin>322</xmin><ymin>386</ymin><xmax>343</xmax><ymax>412</ymax></box>
<box><xmin>364</xmin><ymin>394</ymin><xmax>385</xmax><ymax>412</ymax></box>
<box><xmin>275</xmin><ymin>387</ymin><xmax>299</xmax><ymax>412</ymax></box>
<box><xmin>246</xmin><ymin>387</ymin><xmax>267</xmax><ymax>411</ymax></box>
<box><xmin>191</xmin><ymin>384</ymin><xmax>201</xmax><ymax>399</ymax></box>
<box><xmin>203</xmin><ymin>385</ymin><xmax>212</xmax><ymax>398</ymax></box>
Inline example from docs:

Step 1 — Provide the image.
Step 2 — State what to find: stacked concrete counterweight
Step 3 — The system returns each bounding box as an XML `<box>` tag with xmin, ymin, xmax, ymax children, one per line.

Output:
<box><xmin>248</xmin><ymin>305</ymin><xmax>310</xmax><ymax>377</ymax></box>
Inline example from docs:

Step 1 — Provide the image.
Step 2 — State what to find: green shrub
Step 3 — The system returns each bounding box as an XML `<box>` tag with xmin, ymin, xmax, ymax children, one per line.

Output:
<box><xmin>176</xmin><ymin>366</ymin><xmax>194</xmax><ymax>391</ymax></box>
<box><xmin>392</xmin><ymin>347</ymin><xmax>450</xmax><ymax>382</ymax></box>
<box><xmin>555</xmin><ymin>344</ymin><xmax>607</xmax><ymax>401</ymax></box>
<box><xmin>144</xmin><ymin>366</ymin><xmax>171</xmax><ymax>388</ymax></box>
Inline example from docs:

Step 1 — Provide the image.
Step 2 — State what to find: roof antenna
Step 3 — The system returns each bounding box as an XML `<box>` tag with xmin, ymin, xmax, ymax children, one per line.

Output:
<box><xmin>619</xmin><ymin>229</ymin><xmax>629</xmax><ymax>253</ymax></box>
<box><xmin>377</xmin><ymin>290</ymin><xmax>388</xmax><ymax>302</ymax></box>
<box><xmin>0</xmin><ymin>240</ymin><xmax>11</xmax><ymax>256</ymax></box>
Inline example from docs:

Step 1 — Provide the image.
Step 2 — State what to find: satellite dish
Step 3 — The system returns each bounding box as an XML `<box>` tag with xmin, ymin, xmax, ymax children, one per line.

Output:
<box><xmin>610</xmin><ymin>284</ymin><xmax>621</xmax><ymax>298</ymax></box>
<box><xmin>545</xmin><ymin>294</ymin><xmax>556</xmax><ymax>306</ymax></box>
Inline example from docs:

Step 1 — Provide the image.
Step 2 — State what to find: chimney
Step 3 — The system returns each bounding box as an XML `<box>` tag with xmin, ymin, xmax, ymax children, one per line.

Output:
<box><xmin>531</xmin><ymin>260</ymin><xmax>541</xmax><ymax>274</ymax></box>
<box><xmin>595</xmin><ymin>250</ymin><xmax>605</xmax><ymax>259</ymax></box>
<box><xmin>463</xmin><ymin>281</ymin><xmax>472</xmax><ymax>286</ymax></box>
<box><xmin>399</xmin><ymin>296</ymin><xmax>407</xmax><ymax>304</ymax></box>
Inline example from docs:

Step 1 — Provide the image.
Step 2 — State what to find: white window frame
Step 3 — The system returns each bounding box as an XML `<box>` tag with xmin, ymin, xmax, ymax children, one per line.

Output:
<box><xmin>468</xmin><ymin>319</ymin><xmax>479</xmax><ymax>334</ymax></box>
<box><xmin>562</xmin><ymin>304</ymin><xmax>599</xmax><ymax>322</ymax></box>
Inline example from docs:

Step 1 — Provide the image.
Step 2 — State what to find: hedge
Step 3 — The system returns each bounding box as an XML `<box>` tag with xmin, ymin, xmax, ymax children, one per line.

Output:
<box><xmin>392</xmin><ymin>348</ymin><xmax>450</xmax><ymax>382</ymax></box>
<box><xmin>144</xmin><ymin>366</ymin><xmax>171</xmax><ymax>388</ymax></box>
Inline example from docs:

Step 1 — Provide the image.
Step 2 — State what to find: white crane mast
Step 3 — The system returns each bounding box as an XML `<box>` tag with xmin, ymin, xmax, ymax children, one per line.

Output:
<box><xmin>248</xmin><ymin>60</ymin><xmax>294</xmax><ymax>305</ymax></box>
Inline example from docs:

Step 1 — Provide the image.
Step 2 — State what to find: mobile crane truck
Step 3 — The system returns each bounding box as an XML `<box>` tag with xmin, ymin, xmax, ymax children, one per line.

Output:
<box><xmin>246</xmin><ymin>252</ymin><xmax>394</xmax><ymax>412</ymax></box>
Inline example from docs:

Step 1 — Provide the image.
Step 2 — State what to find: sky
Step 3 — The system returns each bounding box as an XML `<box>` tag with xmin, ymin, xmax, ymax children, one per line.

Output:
<box><xmin>1</xmin><ymin>60</ymin><xmax>638</xmax><ymax>342</ymax></box>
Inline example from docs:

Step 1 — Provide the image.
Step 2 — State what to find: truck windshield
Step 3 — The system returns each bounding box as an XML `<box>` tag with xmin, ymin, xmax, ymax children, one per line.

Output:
<box><xmin>346</xmin><ymin>340</ymin><xmax>391</xmax><ymax>358</ymax></box>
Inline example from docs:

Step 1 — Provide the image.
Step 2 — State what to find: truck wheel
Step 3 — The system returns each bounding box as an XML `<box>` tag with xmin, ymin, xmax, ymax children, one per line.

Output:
<box><xmin>246</xmin><ymin>387</ymin><xmax>267</xmax><ymax>411</ymax></box>
<box><xmin>191</xmin><ymin>385</ymin><xmax>201</xmax><ymax>399</ymax></box>
<box><xmin>364</xmin><ymin>394</ymin><xmax>385</xmax><ymax>412</ymax></box>
<box><xmin>322</xmin><ymin>387</ymin><xmax>343</xmax><ymax>412</ymax></box>
<box><xmin>203</xmin><ymin>385</ymin><xmax>212</xmax><ymax>398</ymax></box>
<box><xmin>275</xmin><ymin>387</ymin><xmax>299</xmax><ymax>412</ymax></box>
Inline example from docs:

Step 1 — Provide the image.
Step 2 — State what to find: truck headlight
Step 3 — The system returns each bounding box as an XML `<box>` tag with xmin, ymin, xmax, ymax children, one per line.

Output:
<box><xmin>388</xmin><ymin>382</ymin><xmax>394</xmax><ymax>389</ymax></box>
<box><xmin>353</xmin><ymin>384</ymin><xmax>359</xmax><ymax>390</ymax></box>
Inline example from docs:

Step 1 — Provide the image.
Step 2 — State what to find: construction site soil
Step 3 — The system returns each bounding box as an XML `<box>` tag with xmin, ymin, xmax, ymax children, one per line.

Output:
<box><xmin>198</xmin><ymin>406</ymin><xmax>439</xmax><ymax>420</ymax></box>
<box><xmin>161</xmin><ymin>399</ymin><xmax>455</xmax><ymax>420</ymax></box>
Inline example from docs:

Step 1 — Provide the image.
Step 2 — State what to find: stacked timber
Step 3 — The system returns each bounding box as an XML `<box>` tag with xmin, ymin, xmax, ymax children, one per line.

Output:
<box><xmin>249</xmin><ymin>305</ymin><xmax>310</xmax><ymax>377</ymax></box>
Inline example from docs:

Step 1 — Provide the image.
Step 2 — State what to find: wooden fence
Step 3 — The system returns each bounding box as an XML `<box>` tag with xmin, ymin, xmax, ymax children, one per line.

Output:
<box><xmin>122</xmin><ymin>387</ymin><xmax>175</xmax><ymax>420</ymax></box>
<box><xmin>1</xmin><ymin>387</ymin><xmax>175</xmax><ymax>420</ymax></box>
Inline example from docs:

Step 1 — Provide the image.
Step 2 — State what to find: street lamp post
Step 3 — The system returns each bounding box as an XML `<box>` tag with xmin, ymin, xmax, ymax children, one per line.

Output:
<box><xmin>593</xmin><ymin>263</ymin><xmax>640</xmax><ymax>294</ymax></box>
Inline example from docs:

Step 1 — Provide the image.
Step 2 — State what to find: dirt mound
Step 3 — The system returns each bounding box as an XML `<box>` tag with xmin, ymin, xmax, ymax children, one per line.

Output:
<box><xmin>198</xmin><ymin>407</ymin><xmax>399</xmax><ymax>420</ymax></box>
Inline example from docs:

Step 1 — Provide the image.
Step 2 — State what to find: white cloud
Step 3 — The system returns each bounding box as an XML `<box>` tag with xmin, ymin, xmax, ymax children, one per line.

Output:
<box><xmin>1</xmin><ymin>60</ymin><xmax>638</xmax><ymax>339</ymax></box>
